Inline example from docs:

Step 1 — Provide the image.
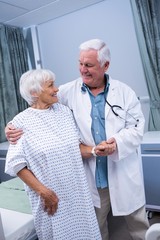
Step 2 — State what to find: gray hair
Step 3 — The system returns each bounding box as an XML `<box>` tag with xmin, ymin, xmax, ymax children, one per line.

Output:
<box><xmin>79</xmin><ymin>39</ymin><xmax>111</xmax><ymax>67</ymax></box>
<box><xmin>20</xmin><ymin>69</ymin><xmax>56</xmax><ymax>106</ymax></box>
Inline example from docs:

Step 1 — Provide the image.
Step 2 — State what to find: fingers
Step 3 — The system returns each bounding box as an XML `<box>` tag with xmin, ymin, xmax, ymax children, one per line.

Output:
<box><xmin>42</xmin><ymin>189</ymin><xmax>59</xmax><ymax>216</ymax></box>
<box><xmin>106</xmin><ymin>137</ymin><xmax>116</xmax><ymax>145</ymax></box>
<box><xmin>95</xmin><ymin>139</ymin><xmax>117</xmax><ymax>156</ymax></box>
<box><xmin>5</xmin><ymin>128</ymin><xmax>23</xmax><ymax>144</ymax></box>
<box><xmin>44</xmin><ymin>200</ymin><xmax>59</xmax><ymax>215</ymax></box>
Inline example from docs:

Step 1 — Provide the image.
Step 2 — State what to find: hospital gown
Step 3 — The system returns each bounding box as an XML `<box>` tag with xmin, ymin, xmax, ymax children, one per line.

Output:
<box><xmin>5</xmin><ymin>103</ymin><xmax>101</xmax><ymax>240</ymax></box>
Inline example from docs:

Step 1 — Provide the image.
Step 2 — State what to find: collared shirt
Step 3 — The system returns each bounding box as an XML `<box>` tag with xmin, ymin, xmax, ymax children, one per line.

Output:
<box><xmin>82</xmin><ymin>77</ymin><xmax>109</xmax><ymax>188</ymax></box>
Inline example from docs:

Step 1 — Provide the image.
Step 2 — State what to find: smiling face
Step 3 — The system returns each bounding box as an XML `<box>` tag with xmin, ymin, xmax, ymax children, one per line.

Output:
<box><xmin>79</xmin><ymin>49</ymin><xmax>109</xmax><ymax>89</ymax></box>
<box><xmin>32</xmin><ymin>80</ymin><xmax>59</xmax><ymax>109</ymax></box>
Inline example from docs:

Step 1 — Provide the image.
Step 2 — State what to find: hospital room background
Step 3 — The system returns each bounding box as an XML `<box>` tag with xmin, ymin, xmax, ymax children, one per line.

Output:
<box><xmin>0</xmin><ymin>0</ymin><xmax>160</xmax><ymax>239</ymax></box>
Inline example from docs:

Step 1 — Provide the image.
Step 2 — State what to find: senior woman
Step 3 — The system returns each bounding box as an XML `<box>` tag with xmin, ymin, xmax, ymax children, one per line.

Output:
<box><xmin>5</xmin><ymin>69</ymin><xmax>102</xmax><ymax>240</ymax></box>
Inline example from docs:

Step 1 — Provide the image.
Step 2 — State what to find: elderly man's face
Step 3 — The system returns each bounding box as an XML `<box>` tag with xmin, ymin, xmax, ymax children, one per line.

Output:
<box><xmin>79</xmin><ymin>49</ymin><xmax>109</xmax><ymax>88</ymax></box>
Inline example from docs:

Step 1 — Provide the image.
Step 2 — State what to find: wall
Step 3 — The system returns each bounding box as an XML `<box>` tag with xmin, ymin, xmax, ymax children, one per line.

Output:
<box><xmin>36</xmin><ymin>0</ymin><xmax>150</xmax><ymax>131</ymax></box>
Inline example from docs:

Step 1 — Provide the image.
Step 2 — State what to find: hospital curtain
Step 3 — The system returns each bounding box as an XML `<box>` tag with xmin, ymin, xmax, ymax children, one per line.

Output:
<box><xmin>130</xmin><ymin>0</ymin><xmax>160</xmax><ymax>131</ymax></box>
<box><xmin>0</xmin><ymin>24</ymin><xmax>29</xmax><ymax>142</ymax></box>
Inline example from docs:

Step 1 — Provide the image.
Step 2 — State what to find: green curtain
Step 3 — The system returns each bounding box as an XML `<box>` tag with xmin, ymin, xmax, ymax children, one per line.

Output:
<box><xmin>130</xmin><ymin>0</ymin><xmax>160</xmax><ymax>131</ymax></box>
<box><xmin>0</xmin><ymin>24</ymin><xmax>29</xmax><ymax>142</ymax></box>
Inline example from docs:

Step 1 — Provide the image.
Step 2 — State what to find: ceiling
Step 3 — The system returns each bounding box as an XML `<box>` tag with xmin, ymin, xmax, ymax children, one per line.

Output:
<box><xmin>0</xmin><ymin>0</ymin><xmax>105</xmax><ymax>28</ymax></box>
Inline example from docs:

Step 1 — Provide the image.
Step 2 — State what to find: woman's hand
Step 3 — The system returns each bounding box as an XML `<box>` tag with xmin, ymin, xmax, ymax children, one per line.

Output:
<box><xmin>40</xmin><ymin>187</ymin><xmax>59</xmax><ymax>216</ymax></box>
<box><xmin>18</xmin><ymin>168</ymin><xmax>59</xmax><ymax>216</ymax></box>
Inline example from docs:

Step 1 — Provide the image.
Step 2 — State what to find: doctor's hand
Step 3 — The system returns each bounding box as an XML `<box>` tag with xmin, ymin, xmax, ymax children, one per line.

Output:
<box><xmin>5</xmin><ymin>124</ymin><xmax>23</xmax><ymax>144</ymax></box>
<box><xmin>95</xmin><ymin>138</ymin><xmax>117</xmax><ymax>156</ymax></box>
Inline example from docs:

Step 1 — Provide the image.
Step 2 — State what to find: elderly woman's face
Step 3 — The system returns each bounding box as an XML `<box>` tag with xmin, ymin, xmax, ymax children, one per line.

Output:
<box><xmin>37</xmin><ymin>80</ymin><xmax>59</xmax><ymax>108</ymax></box>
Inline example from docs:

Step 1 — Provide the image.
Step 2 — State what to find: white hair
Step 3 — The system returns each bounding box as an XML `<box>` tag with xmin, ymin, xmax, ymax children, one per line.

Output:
<box><xmin>20</xmin><ymin>69</ymin><xmax>56</xmax><ymax>106</ymax></box>
<box><xmin>79</xmin><ymin>39</ymin><xmax>111</xmax><ymax>67</ymax></box>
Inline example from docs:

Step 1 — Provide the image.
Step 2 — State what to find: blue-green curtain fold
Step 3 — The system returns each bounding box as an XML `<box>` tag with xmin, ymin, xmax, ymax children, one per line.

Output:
<box><xmin>130</xmin><ymin>0</ymin><xmax>160</xmax><ymax>131</ymax></box>
<box><xmin>0</xmin><ymin>24</ymin><xmax>29</xmax><ymax>142</ymax></box>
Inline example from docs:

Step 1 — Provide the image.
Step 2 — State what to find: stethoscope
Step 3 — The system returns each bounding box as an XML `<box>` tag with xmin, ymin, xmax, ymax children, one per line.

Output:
<box><xmin>81</xmin><ymin>76</ymin><xmax>139</xmax><ymax>127</ymax></box>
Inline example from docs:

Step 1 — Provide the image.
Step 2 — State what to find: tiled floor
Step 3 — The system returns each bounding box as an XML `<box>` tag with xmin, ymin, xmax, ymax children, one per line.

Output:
<box><xmin>108</xmin><ymin>210</ymin><xmax>160</xmax><ymax>240</ymax></box>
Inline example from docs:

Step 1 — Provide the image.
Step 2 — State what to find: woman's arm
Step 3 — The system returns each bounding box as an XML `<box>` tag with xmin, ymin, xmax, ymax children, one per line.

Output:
<box><xmin>79</xmin><ymin>144</ymin><xmax>93</xmax><ymax>159</ymax></box>
<box><xmin>17</xmin><ymin>167</ymin><xmax>59</xmax><ymax>215</ymax></box>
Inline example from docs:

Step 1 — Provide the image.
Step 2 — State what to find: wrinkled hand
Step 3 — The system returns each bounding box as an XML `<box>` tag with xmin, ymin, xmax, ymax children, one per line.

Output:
<box><xmin>40</xmin><ymin>187</ymin><xmax>59</xmax><ymax>216</ymax></box>
<box><xmin>95</xmin><ymin>138</ymin><xmax>117</xmax><ymax>156</ymax></box>
<box><xmin>5</xmin><ymin>124</ymin><xmax>23</xmax><ymax>144</ymax></box>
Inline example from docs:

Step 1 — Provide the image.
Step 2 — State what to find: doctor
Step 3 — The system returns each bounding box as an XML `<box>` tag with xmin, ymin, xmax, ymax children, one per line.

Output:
<box><xmin>58</xmin><ymin>39</ymin><xmax>149</xmax><ymax>240</ymax></box>
<box><xmin>5</xmin><ymin>39</ymin><xmax>149</xmax><ymax>240</ymax></box>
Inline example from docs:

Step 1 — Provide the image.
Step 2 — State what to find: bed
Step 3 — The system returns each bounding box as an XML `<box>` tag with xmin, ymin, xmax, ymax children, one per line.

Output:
<box><xmin>0</xmin><ymin>174</ymin><xmax>37</xmax><ymax>240</ymax></box>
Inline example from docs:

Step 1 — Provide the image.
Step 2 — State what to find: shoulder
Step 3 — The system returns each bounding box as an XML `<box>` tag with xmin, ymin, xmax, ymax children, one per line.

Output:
<box><xmin>53</xmin><ymin>103</ymin><xmax>72</xmax><ymax>114</ymax></box>
<box><xmin>11</xmin><ymin>108</ymin><xmax>31</xmax><ymax>127</ymax></box>
<box><xmin>58</xmin><ymin>78</ymin><xmax>82</xmax><ymax>105</ymax></box>
<box><xmin>58</xmin><ymin>77</ymin><xmax>82</xmax><ymax>93</ymax></box>
<box><xmin>109</xmin><ymin>77</ymin><xmax>135</xmax><ymax>93</ymax></box>
<box><xmin>52</xmin><ymin>103</ymin><xmax>75</xmax><ymax>124</ymax></box>
<box><xmin>109</xmin><ymin>77</ymin><xmax>139</xmax><ymax>108</ymax></box>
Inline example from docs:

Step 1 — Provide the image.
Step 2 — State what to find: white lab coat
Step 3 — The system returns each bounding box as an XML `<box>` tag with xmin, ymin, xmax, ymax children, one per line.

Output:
<box><xmin>58</xmin><ymin>76</ymin><xmax>146</xmax><ymax>216</ymax></box>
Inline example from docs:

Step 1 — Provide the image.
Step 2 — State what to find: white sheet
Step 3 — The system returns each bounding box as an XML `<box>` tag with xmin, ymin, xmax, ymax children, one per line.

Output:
<box><xmin>0</xmin><ymin>208</ymin><xmax>36</xmax><ymax>240</ymax></box>
<box><xmin>0</xmin><ymin>211</ymin><xmax>5</xmax><ymax>240</ymax></box>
